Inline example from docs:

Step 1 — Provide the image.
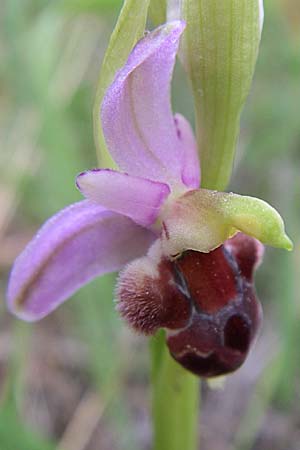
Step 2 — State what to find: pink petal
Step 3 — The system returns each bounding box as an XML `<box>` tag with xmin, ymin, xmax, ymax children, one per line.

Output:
<box><xmin>174</xmin><ymin>113</ymin><xmax>200</xmax><ymax>188</ymax></box>
<box><xmin>101</xmin><ymin>21</ymin><xmax>190</xmax><ymax>187</ymax></box>
<box><xmin>7</xmin><ymin>200</ymin><xmax>155</xmax><ymax>321</ymax></box>
<box><xmin>76</xmin><ymin>169</ymin><xmax>170</xmax><ymax>227</ymax></box>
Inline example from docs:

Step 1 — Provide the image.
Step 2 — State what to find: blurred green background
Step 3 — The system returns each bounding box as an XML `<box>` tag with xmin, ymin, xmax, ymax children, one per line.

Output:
<box><xmin>0</xmin><ymin>0</ymin><xmax>299</xmax><ymax>449</ymax></box>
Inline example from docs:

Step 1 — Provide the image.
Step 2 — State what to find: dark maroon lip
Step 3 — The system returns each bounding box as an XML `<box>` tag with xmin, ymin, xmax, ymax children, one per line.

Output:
<box><xmin>172</xmin><ymin>245</ymin><xmax>241</xmax><ymax>315</ymax></box>
<box><xmin>169</xmin><ymin>348</ymin><xmax>246</xmax><ymax>378</ymax></box>
<box><xmin>166</xmin><ymin>241</ymin><xmax>262</xmax><ymax>378</ymax></box>
<box><xmin>117</xmin><ymin>233</ymin><xmax>263</xmax><ymax>378</ymax></box>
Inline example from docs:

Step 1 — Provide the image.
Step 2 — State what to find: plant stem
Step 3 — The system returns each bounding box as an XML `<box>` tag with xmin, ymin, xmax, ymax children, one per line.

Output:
<box><xmin>151</xmin><ymin>330</ymin><xmax>199</xmax><ymax>450</ymax></box>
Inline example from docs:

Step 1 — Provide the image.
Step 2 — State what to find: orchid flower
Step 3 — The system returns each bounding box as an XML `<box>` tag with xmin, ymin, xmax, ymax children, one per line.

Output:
<box><xmin>7</xmin><ymin>21</ymin><xmax>291</xmax><ymax>377</ymax></box>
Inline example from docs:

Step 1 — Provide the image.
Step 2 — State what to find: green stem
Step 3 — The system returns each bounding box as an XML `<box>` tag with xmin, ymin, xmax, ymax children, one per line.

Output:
<box><xmin>151</xmin><ymin>330</ymin><xmax>199</xmax><ymax>450</ymax></box>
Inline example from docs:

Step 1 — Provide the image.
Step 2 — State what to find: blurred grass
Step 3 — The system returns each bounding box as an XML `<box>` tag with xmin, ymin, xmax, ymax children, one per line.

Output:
<box><xmin>0</xmin><ymin>0</ymin><xmax>300</xmax><ymax>449</ymax></box>
<box><xmin>1</xmin><ymin>1</ymin><xmax>139</xmax><ymax>449</ymax></box>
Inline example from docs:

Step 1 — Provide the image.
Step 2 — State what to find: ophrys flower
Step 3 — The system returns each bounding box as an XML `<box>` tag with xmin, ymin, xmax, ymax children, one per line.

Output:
<box><xmin>7</xmin><ymin>21</ymin><xmax>291</xmax><ymax>376</ymax></box>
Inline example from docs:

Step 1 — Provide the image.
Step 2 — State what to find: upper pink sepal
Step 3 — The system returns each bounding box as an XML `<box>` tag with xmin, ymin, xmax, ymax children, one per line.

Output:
<box><xmin>101</xmin><ymin>21</ymin><xmax>194</xmax><ymax>188</ymax></box>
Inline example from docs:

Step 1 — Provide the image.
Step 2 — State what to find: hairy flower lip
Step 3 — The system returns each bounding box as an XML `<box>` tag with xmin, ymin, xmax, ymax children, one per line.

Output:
<box><xmin>117</xmin><ymin>233</ymin><xmax>263</xmax><ymax>377</ymax></box>
<box><xmin>166</xmin><ymin>265</ymin><xmax>263</xmax><ymax>376</ymax></box>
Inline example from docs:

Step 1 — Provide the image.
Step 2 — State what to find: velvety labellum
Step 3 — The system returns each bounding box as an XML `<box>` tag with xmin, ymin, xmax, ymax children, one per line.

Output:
<box><xmin>117</xmin><ymin>234</ymin><xmax>263</xmax><ymax>378</ymax></box>
<box><xmin>167</xmin><ymin>245</ymin><xmax>262</xmax><ymax>377</ymax></box>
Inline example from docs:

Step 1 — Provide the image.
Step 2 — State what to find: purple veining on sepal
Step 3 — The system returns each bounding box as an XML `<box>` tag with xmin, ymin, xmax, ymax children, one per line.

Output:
<box><xmin>7</xmin><ymin>200</ymin><xmax>155</xmax><ymax>321</ymax></box>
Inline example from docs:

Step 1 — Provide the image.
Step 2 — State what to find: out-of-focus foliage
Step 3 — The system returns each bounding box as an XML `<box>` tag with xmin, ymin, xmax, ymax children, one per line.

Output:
<box><xmin>0</xmin><ymin>1</ymin><xmax>299</xmax><ymax>449</ymax></box>
<box><xmin>62</xmin><ymin>0</ymin><xmax>123</xmax><ymax>13</ymax></box>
